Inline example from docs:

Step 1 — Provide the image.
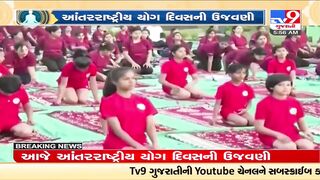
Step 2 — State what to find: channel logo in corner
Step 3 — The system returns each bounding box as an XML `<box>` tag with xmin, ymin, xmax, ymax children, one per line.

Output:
<box><xmin>16</xmin><ymin>10</ymin><xmax>51</xmax><ymax>26</ymax></box>
<box><xmin>270</xmin><ymin>10</ymin><xmax>301</xmax><ymax>36</ymax></box>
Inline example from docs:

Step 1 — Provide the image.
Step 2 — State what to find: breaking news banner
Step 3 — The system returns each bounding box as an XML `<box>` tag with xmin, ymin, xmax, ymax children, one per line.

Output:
<box><xmin>15</xmin><ymin>10</ymin><xmax>265</xmax><ymax>25</ymax></box>
<box><xmin>11</xmin><ymin>143</ymin><xmax>320</xmax><ymax>178</ymax></box>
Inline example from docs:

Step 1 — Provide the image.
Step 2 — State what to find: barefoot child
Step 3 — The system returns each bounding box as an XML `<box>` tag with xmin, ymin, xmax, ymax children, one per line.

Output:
<box><xmin>0</xmin><ymin>75</ymin><xmax>34</xmax><ymax>137</ymax></box>
<box><xmin>159</xmin><ymin>45</ymin><xmax>203</xmax><ymax>100</ymax></box>
<box><xmin>55</xmin><ymin>55</ymin><xmax>99</xmax><ymax>105</ymax></box>
<box><xmin>211</xmin><ymin>64</ymin><xmax>255</xmax><ymax>126</ymax></box>
<box><xmin>100</xmin><ymin>67</ymin><xmax>158</xmax><ymax>149</ymax></box>
<box><xmin>254</xmin><ymin>74</ymin><xmax>314</xmax><ymax>149</ymax></box>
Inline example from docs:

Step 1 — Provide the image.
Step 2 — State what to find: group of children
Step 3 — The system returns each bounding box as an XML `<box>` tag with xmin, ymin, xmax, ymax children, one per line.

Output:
<box><xmin>0</xmin><ymin>25</ymin><xmax>318</xmax><ymax>150</ymax></box>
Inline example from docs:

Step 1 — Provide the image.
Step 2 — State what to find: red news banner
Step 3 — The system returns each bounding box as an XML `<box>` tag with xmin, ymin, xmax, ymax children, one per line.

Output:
<box><xmin>12</xmin><ymin>143</ymin><xmax>320</xmax><ymax>177</ymax></box>
<box><xmin>13</xmin><ymin>143</ymin><xmax>320</xmax><ymax>163</ymax></box>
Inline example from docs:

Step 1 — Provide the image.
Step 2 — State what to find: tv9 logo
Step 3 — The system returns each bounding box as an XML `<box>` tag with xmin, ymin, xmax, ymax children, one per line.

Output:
<box><xmin>270</xmin><ymin>10</ymin><xmax>301</xmax><ymax>35</ymax></box>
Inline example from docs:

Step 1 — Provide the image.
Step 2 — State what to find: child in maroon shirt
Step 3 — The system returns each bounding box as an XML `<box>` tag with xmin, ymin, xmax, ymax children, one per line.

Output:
<box><xmin>166</xmin><ymin>28</ymin><xmax>179</xmax><ymax>47</ymax></box>
<box><xmin>200</xmin><ymin>36</ymin><xmax>229</xmax><ymax>72</ymax></box>
<box><xmin>92</xmin><ymin>26</ymin><xmax>104</xmax><ymax>46</ymax></box>
<box><xmin>100</xmin><ymin>67</ymin><xmax>158</xmax><ymax>149</ymax></box>
<box><xmin>2</xmin><ymin>31</ymin><xmax>30</xmax><ymax>52</ymax></box>
<box><xmin>229</xmin><ymin>26</ymin><xmax>249</xmax><ymax>51</ymax></box>
<box><xmin>223</xmin><ymin>48</ymin><xmax>266</xmax><ymax>80</ymax></box>
<box><xmin>255</xmin><ymin>74</ymin><xmax>314</xmax><ymax>149</ymax></box>
<box><xmin>0</xmin><ymin>75</ymin><xmax>34</xmax><ymax>137</ymax></box>
<box><xmin>61</xmin><ymin>26</ymin><xmax>76</xmax><ymax>50</ymax></box>
<box><xmin>122</xmin><ymin>26</ymin><xmax>153</xmax><ymax>75</ymax></box>
<box><xmin>90</xmin><ymin>42</ymin><xmax>120</xmax><ymax>81</ymax></box>
<box><xmin>3</xmin><ymin>43</ymin><xmax>37</xmax><ymax>84</ymax></box>
<box><xmin>103</xmin><ymin>33</ymin><xmax>122</xmax><ymax>64</ymax></box>
<box><xmin>282</xmin><ymin>35</ymin><xmax>310</xmax><ymax>67</ymax></box>
<box><xmin>39</xmin><ymin>26</ymin><xmax>67</xmax><ymax>72</ymax></box>
<box><xmin>211</xmin><ymin>64</ymin><xmax>255</xmax><ymax>126</ymax></box>
<box><xmin>141</xmin><ymin>28</ymin><xmax>153</xmax><ymax>49</ymax></box>
<box><xmin>250</xmin><ymin>26</ymin><xmax>271</xmax><ymax>44</ymax></box>
<box><xmin>70</xmin><ymin>32</ymin><xmax>92</xmax><ymax>52</ymax></box>
<box><xmin>254</xmin><ymin>32</ymin><xmax>273</xmax><ymax>57</ymax></box>
<box><xmin>116</xmin><ymin>26</ymin><xmax>129</xmax><ymax>53</ymax></box>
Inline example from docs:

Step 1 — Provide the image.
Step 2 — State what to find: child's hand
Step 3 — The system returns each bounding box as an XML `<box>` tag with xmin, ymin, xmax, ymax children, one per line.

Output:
<box><xmin>237</xmin><ymin>109</ymin><xmax>247</xmax><ymax>115</ymax></box>
<box><xmin>276</xmin><ymin>133</ymin><xmax>291</xmax><ymax>143</ymax></box>
<box><xmin>209</xmin><ymin>116</ymin><xmax>218</xmax><ymax>126</ymax></box>
<box><xmin>94</xmin><ymin>99</ymin><xmax>101</xmax><ymax>104</ymax></box>
<box><xmin>132</xmin><ymin>63</ymin><xmax>141</xmax><ymax>69</ymax></box>
<box><xmin>171</xmin><ymin>86</ymin><xmax>181</xmax><ymax>95</ymax></box>
<box><xmin>302</xmin><ymin>130</ymin><xmax>314</xmax><ymax>141</ymax></box>
<box><xmin>53</xmin><ymin>99</ymin><xmax>62</xmax><ymax>106</ymax></box>
<box><xmin>152</xmin><ymin>144</ymin><xmax>159</xmax><ymax>150</ymax></box>
<box><xmin>143</xmin><ymin>62</ymin><xmax>152</xmax><ymax>68</ymax></box>
<box><xmin>27</xmin><ymin>119</ymin><xmax>35</xmax><ymax>126</ymax></box>
<box><xmin>135</xmin><ymin>144</ymin><xmax>148</xmax><ymax>150</ymax></box>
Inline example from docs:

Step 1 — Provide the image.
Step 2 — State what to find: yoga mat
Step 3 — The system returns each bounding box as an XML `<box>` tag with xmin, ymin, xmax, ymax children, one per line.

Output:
<box><xmin>161</xmin><ymin>104</ymin><xmax>231</xmax><ymax>127</ymax></box>
<box><xmin>48</xmin><ymin>111</ymin><xmax>176</xmax><ymax>135</ymax></box>
<box><xmin>0</xmin><ymin>131</ymin><xmax>56</xmax><ymax>144</ymax></box>
<box><xmin>303</xmin><ymin>100</ymin><xmax>320</xmax><ymax>118</ymax></box>
<box><xmin>29</xmin><ymin>88</ymin><xmax>96</xmax><ymax>107</ymax></box>
<box><xmin>97</xmin><ymin>81</ymin><xmax>151</xmax><ymax>89</ymax></box>
<box><xmin>167</xmin><ymin>129</ymin><xmax>320</xmax><ymax>150</ymax></box>
<box><xmin>136</xmin><ymin>88</ymin><xmax>215</xmax><ymax>103</ymax></box>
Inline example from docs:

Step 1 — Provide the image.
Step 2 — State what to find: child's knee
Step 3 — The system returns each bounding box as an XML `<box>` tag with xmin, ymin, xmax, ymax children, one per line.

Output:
<box><xmin>178</xmin><ymin>90</ymin><xmax>191</xmax><ymax>99</ymax></box>
<box><xmin>64</xmin><ymin>98</ymin><xmax>78</xmax><ymax>104</ymax></box>
<box><xmin>297</xmin><ymin>141</ymin><xmax>315</xmax><ymax>150</ymax></box>
<box><xmin>78</xmin><ymin>98</ymin><xmax>87</xmax><ymax>104</ymax></box>
<box><xmin>235</xmin><ymin>119</ymin><xmax>249</xmax><ymax>126</ymax></box>
<box><xmin>279</xmin><ymin>142</ymin><xmax>297</xmax><ymax>150</ymax></box>
<box><xmin>14</xmin><ymin>127</ymin><xmax>33</xmax><ymax>138</ymax></box>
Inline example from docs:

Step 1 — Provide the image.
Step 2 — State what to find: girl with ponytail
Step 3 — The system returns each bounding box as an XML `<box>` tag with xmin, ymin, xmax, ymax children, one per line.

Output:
<box><xmin>100</xmin><ymin>67</ymin><xmax>159</xmax><ymax>149</ymax></box>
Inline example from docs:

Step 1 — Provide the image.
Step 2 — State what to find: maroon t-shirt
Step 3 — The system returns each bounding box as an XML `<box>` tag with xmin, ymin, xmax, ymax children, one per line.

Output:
<box><xmin>225</xmin><ymin>49</ymin><xmax>257</xmax><ymax>66</ymax></box>
<box><xmin>92</xmin><ymin>30</ymin><xmax>104</xmax><ymax>44</ymax></box>
<box><xmin>123</xmin><ymin>39</ymin><xmax>152</xmax><ymax>65</ymax></box>
<box><xmin>3</xmin><ymin>51</ymin><xmax>36</xmax><ymax>74</ymax></box>
<box><xmin>62</xmin><ymin>34</ymin><xmax>76</xmax><ymax>49</ymax></box>
<box><xmin>31</xmin><ymin>27</ymin><xmax>48</xmax><ymax>43</ymax></box>
<box><xmin>71</xmin><ymin>26</ymin><xmax>89</xmax><ymax>42</ymax></box>
<box><xmin>39</xmin><ymin>36</ymin><xmax>66</xmax><ymax>59</ymax></box>
<box><xmin>116</xmin><ymin>31</ymin><xmax>129</xmax><ymax>44</ymax></box>
<box><xmin>167</xmin><ymin>41</ymin><xmax>191</xmax><ymax>55</ymax></box>
<box><xmin>297</xmin><ymin>31</ymin><xmax>308</xmax><ymax>48</ymax></box>
<box><xmin>203</xmin><ymin>42</ymin><xmax>227</xmax><ymax>59</ymax></box>
<box><xmin>197</xmin><ymin>36</ymin><xmax>219</xmax><ymax>57</ymax></box>
<box><xmin>229</xmin><ymin>34</ymin><xmax>248</xmax><ymax>49</ymax></box>
<box><xmin>282</xmin><ymin>39</ymin><xmax>300</xmax><ymax>59</ymax></box>
<box><xmin>1</xmin><ymin>26</ymin><xmax>22</xmax><ymax>36</ymax></box>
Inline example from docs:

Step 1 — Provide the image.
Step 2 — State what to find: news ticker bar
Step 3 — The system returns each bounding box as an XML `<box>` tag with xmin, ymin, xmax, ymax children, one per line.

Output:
<box><xmin>12</xmin><ymin>143</ymin><xmax>320</xmax><ymax>163</ymax></box>
<box><xmin>16</xmin><ymin>10</ymin><xmax>265</xmax><ymax>25</ymax></box>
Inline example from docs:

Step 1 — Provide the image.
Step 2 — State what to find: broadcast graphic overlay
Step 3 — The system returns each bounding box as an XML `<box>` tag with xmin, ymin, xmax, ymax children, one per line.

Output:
<box><xmin>0</xmin><ymin>1</ymin><xmax>320</xmax><ymax>180</ymax></box>
<box><xmin>270</xmin><ymin>10</ymin><xmax>302</xmax><ymax>35</ymax></box>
